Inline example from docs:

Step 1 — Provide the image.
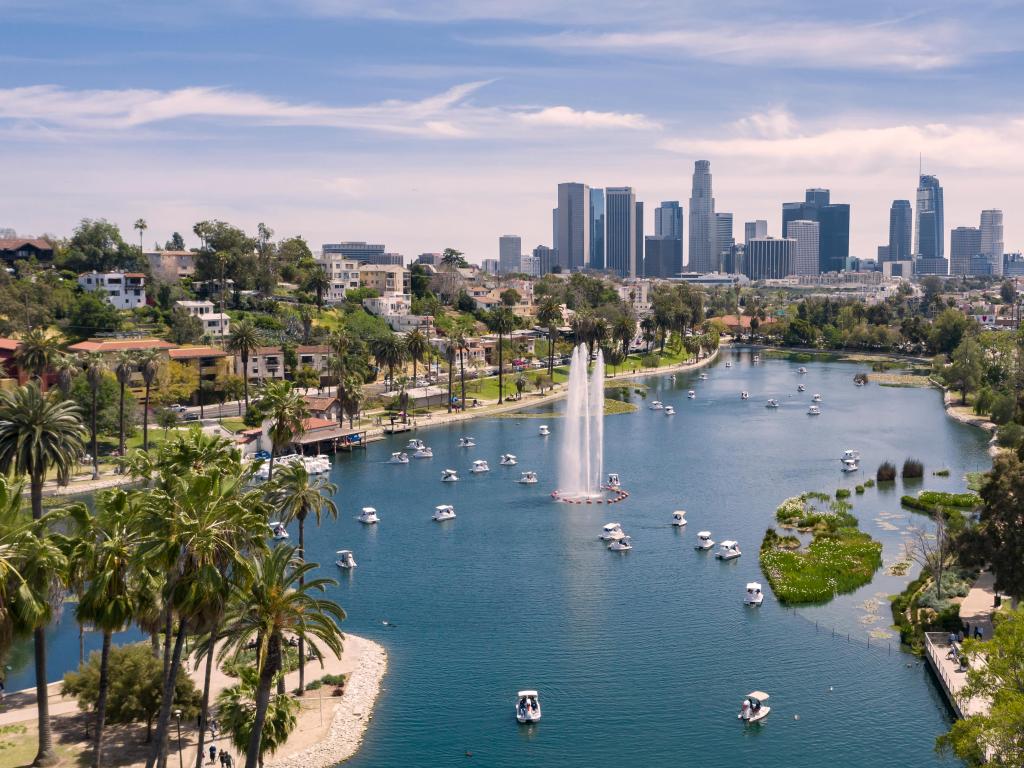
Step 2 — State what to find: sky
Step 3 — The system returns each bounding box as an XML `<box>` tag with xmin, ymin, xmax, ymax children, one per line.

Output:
<box><xmin>2</xmin><ymin>0</ymin><xmax>1023</xmax><ymax>264</ymax></box>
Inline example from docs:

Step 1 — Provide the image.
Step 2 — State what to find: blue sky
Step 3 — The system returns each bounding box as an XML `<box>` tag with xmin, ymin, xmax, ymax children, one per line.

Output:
<box><xmin>2</xmin><ymin>0</ymin><xmax>1023</xmax><ymax>262</ymax></box>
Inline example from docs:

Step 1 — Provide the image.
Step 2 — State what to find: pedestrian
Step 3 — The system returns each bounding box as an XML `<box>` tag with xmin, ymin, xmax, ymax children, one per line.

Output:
<box><xmin>209</xmin><ymin>744</ymin><xmax>217</xmax><ymax>764</ymax></box>
<box><xmin>219</xmin><ymin>751</ymin><xmax>229</xmax><ymax>767</ymax></box>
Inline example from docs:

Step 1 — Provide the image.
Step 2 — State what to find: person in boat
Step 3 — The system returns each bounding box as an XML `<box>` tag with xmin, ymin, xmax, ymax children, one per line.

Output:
<box><xmin>752</xmin><ymin>699</ymin><xmax>760</xmax><ymax>713</ymax></box>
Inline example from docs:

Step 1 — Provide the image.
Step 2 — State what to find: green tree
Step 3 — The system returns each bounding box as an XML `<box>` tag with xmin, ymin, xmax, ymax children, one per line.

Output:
<box><xmin>219</xmin><ymin>545</ymin><xmax>344</xmax><ymax>768</ymax></box>
<box><xmin>500</xmin><ymin>288</ymin><xmax>521</xmax><ymax>307</ymax></box>
<box><xmin>53</xmin><ymin>353</ymin><xmax>79</xmax><ymax>397</ymax></box>
<box><xmin>339</xmin><ymin>373</ymin><xmax>364</xmax><ymax>427</ymax></box>
<box><xmin>294</xmin><ymin>365</ymin><xmax>320</xmax><ymax>391</ymax></box>
<box><xmin>63</xmin><ymin>642</ymin><xmax>201</xmax><ymax>744</ymax></box>
<box><xmin>133</xmin><ymin>218</ymin><xmax>147</xmax><ymax>255</ymax></box>
<box><xmin>221</xmin><ymin>373</ymin><xmax>246</xmax><ymax>415</ymax></box>
<box><xmin>268</xmin><ymin>463</ymin><xmax>338</xmax><ymax>692</ymax></box>
<box><xmin>169</xmin><ymin>307</ymin><xmax>203</xmax><ymax>345</ymax></box>
<box><xmin>61</xmin><ymin>218</ymin><xmax>141</xmax><ymax>273</ymax></box>
<box><xmin>487</xmin><ymin>307</ymin><xmax>516</xmax><ymax>403</ymax></box>
<box><xmin>404</xmin><ymin>328</ymin><xmax>429</xmax><ymax>387</ymax></box>
<box><xmin>537</xmin><ymin>296</ymin><xmax>562</xmax><ymax>377</ymax></box>
<box><xmin>962</xmin><ymin>452</ymin><xmax>1024</xmax><ymax>604</ymax></box>
<box><xmin>216</xmin><ymin>667</ymin><xmax>298</xmax><ymax>766</ymax></box>
<box><xmin>15</xmin><ymin>328</ymin><xmax>61</xmax><ymax>386</ymax></box>
<box><xmin>137</xmin><ymin>349</ymin><xmax>162</xmax><ymax>451</ymax></box>
<box><xmin>227</xmin><ymin>319</ymin><xmax>260</xmax><ymax>410</ymax></box>
<box><xmin>68</xmin><ymin>292</ymin><xmax>123</xmax><ymax>337</ymax></box>
<box><xmin>251</xmin><ymin>381</ymin><xmax>308</xmax><ymax>479</ymax></box>
<box><xmin>0</xmin><ymin>385</ymin><xmax>86</xmax><ymax>765</ymax></box>
<box><xmin>153</xmin><ymin>360</ymin><xmax>195</xmax><ymax>408</ymax></box>
<box><xmin>946</xmin><ymin>336</ymin><xmax>984</xmax><ymax>404</ymax></box>
<box><xmin>370</xmin><ymin>333</ymin><xmax>406</xmax><ymax>390</ymax></box>
<box><xmin>113</xmin><ymin>351</ymin><xmax>137</xmax><ymax>460</ymax></box>
<box><xmin>930</xmin><ymin>308</ymin><xmax>974</xmax><ymax>356</ymax></box>
<box><xmin>305</xmin><ymin>267</ymin><xmax>330</xmax><ymax>311</ymax></box>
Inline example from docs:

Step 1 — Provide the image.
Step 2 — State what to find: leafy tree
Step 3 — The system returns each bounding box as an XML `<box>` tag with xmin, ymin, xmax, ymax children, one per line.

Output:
<box><xmin>67</xmin><ymin>292</ymin><xmax>123</xmax><ymax>337</ymax></box>
<box><xmin>784</xmin><ymin>317</ymin><xmax>819</xmax><ymax>347</ymax></box>
<box><xmin>216</xmin><ymin>666</ymin><xmax>298</xmax><ymax>765</ymax></box>
<box><xmin>410</xmin><ymin>264</ymin><xmax>432</xmax><ymax>298</ymax></box>
<box><xmin>1000</xmin><ymin>280</ymin><xmax>1018</xmax><ymax>306</ymax></box>
<box><xmin>487</xmin><ymin>308</ymin><xmax>516</xmax><ymax>403</ymax></box>
<box><xmin>155</xmin><ymin>408</ymin><xmax>178</xmax><ymax>437</ymax></box>
<box><xmin>440</xmin><ymin>247</ymin><xmax>469</xmax><ymax>269</ymax></box>
<box><xmin>404</xmin><ymin>329</ymin><xmax>429</xmax><ymax>386</ymax></box>
<box><xmin>15</xmin><ymin>328</ymin><xmax>62</xmax><ymax>386</ymax></box>
<box><xmin>71</xmin><ymin>369</ymin><xmax>137</xmax><ymax>441</ymax></box>
<box><xmin>165</xmin><ymin>232</ymin><xmax>186</xmax><ymax>250</ymax></box>
<box><xmin>946</xmin><ymin>336</ymin><xmax>984</xmax><ymax>404</ymax></box>
<box><xmin>276</xmin><ymin>235</ymin><xmax>312</xmax><ymax>266</ymax></box>
<box><xmin>61</xmin><ymin>218</ymin><xmax>141</xmax><ymax>273</ymax></box>
<box><xmin>455</xmin><ymin>291</ymin><xmax>477</xmax><ymax>312</ymax></box>
<box><xmin>370</xmin><ymin>333</ymin><xmax>406</xmax><ymax>390</ymax></box>
<box><xmin>500</xmin><ymin>288</ymin><xmax>521</xmax><ymax>307</ymax></box>
<box><xmin>63</xmin><ymin>642</ymin><xmax>201</xmax><ymax>743</ymax></box>
<box><xmin>930</xmin><ymin>308</ymin><xmax>973</xmax><ymax>356</ymax></box>
<box><xmin>294</xmin><ymin>365</ymin><xmax>320</xmax><ymax>391</ymax></box>
<box><xmin>937</xmin><ymin>607</ymin><xmax>1024</xmax><ymax>765</ymax></box>
<box><xmin>961</xmin><ymin>452</ymin><xmax>1024</xmax><ymax>603</ymax></box>
<box><xmin>153</xmin><ymin>360</ymin><xmax>196</xmax><ymax>407</ymax></box>
<box><xmin>304</xmin><ymin>267</ymin><xmax>330</xmax><ymax>310</ymax></box>
<box><xmin>221</xmin><ymin>374</ymin><xmax>246</xmax><ymax>415</ymax></box>
<box><xmin>169</xmin><ymin>307</ymin><xmax>203</xmax><ymax>344</ymax></box>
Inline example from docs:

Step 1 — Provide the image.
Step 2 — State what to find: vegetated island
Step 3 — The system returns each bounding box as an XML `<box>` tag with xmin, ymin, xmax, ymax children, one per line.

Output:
<box><xmin>760</xmin><ymin>492</ymin><xmax>883</xmax><ymax>605</ymax></box>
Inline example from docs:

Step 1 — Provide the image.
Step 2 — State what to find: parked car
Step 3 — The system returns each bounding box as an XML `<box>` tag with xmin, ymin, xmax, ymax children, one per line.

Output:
<box><xmin>183</xmin><ymin>413</ymin><xmax>199</xmax><ymax>422</ymax></box>
<box><xmin>168</xmin><ymin>404</ymin><xmax>187</xmax><ymax>413</ymax></box>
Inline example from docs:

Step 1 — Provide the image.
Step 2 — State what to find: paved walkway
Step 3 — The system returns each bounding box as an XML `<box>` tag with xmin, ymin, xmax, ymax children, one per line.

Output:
<box><xmin>959</xmin><ymin>571</ymin><xmax>998</xmax><ymax>640</ymax></box>
<box><xmin>924</xmin><ymin>632</ymin><xmax>990</xmax><ymax>718</ymax></box>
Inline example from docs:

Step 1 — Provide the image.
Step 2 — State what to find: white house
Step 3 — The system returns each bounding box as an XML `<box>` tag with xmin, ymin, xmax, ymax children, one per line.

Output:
<box><xmin>317</xmin><ymin>254</ymin><xmax>361</xmax><ymax>303</ymax></box>
<box><xmin>78</xmin><ymin>271</ymin><xmax>147</xmax><ymax>310</ymax></box>
<box><xmin>175</xmin><ymin>300</ymin><xmax>231</xmax><ymax>337</ymax></box>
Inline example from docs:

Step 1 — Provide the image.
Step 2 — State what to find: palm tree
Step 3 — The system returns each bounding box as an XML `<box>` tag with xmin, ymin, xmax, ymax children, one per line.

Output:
<box><xmin>252</xmin><ymin>381</ymin><xmax>308</xmax><ymax>479</ymax></box>
<box><xmin>113</xmin><ymin>351</ymin><xmax>136</xmax><ymax>461</ymax></box>
<box><xmin>370</xmin><ymin>333</ymin><xmax>406</xmax><ymax>390</ymax></box>
<box><xmin>443</xmin><ymin>343</ymin><xmax>456</xmax><ymax>413</ymax></box>
<box><xmin>53</xmin><ymin>353</ymin><xmax>79</xmax><ymax>397</ymax></box>
<box><xmin>219</xmin><ymin>545</ymin><xmax>344</xmax><ymax>768</ymax></box>
<box><xmin>327</xmin><ymin>330</ymin><xmax>350</xmax><ymax>394</ymax></box>
<box><xmin>298</xmin><ymin>304</ymin><xmax>314</xmax><ymax>344</ymax></box>
<box><xmin>340</xmin><ymin>373</ymin><xmax>364</xmax><ymax>428</ymax></box>
<box><xmin>135</xmin><ymin>350</ymin><xmax>162</xmax><ymax>451</ymax></box>
<box><xmin>134</xmin><ymin>218</ymin><xmax>147</xmax><ymax>255</ymax></box>
<box><xmin>0</xmin><ymin>384</ymin><xmax>85</xmax><ymax>766</ymax></box>
<box><xmin>404</xmin><ymin>328</ymin><xmax>428</xmax><ymax>389</ymax></box>
<box><xmin>487</xmin><ymin>308</ymin><xmax>516</xmax><ymax>404</ymax></box>
<box><xmin>227</xmin><ymin>319</ymin><xmax>260</xmax><ymax>411</ymax></box>
<box><xmin>537</xmin><ymin>297</ymin><xmax>561</xmax><ymax>377</ymax></box>
<box><xmin>640</xmin><ymin>317</ymin><xmax>656</xmax><ymax>353</ymax></box>
<box><xmin>613</xmin><ymin>313</ymin><xmax>636</xmax><ymax>357</ymax></box>
<box><xmin>15</xmin><ymin>328</ymin><xmax>61</xmax><ymax>388</ymax></box>
<box><xmin>216</xmin><ymin>667</ymin><xmax>298</xmax><ymax>767</ymax></box>
<box><xmin>67</xmin><ymin>490</ymin><xmax>141</xmax><ymax>768</ymax></box>
<box><xmin>80</xmin><ymin>353</ymin><xmax>106</xmax><ymax>479</ymax></box>
<box><xmin>451</xmin><ymin>326</ymin><xmax>470</xmax><ymax>411</ymax></box>
<box><xmin>0</xmin><ymin>477</ymin><xmax>41</xmax><ymax>653</ymax></box>
<box><xmin>306</xmin><ymin>266</ymin><xmax>330</xmax><ymax>311</ymax></box>
<box><xmin>268</xmin><ymin>463</ymin><xmax>338</xmax><ymax>693</ymax></box>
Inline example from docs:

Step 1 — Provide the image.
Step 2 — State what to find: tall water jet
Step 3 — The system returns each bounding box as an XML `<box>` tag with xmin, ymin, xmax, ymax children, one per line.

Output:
<box><xmin>556</xmin><ymin>344</ymin><xmax>604</xmax><ymax>499</ymax></box>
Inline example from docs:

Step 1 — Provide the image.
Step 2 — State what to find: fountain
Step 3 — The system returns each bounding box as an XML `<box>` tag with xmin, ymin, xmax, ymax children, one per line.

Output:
<box><xmin>551</xmin><ymin>345</ymin><xmax>628</xmax><ymax>504</ymax></box>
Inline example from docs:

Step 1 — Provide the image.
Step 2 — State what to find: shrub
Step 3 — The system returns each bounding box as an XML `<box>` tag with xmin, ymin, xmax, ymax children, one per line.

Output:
<box><xmin>990</xmin><ymin>392</ymin><xmax>1016</xmax><ymax>425</ymax></box>
<box><xmin>932</xmin><ymin>468</ymin><xmax>951</xmax><ymax>477</ymax></box>
<box><xmin>855</xmin><ymin>485</ymin><xmax>865</xmax><ymax>494</ymax></box>
<box><xmin>836</xmin><ymin>488</ymin><xmax>851</xmax><ymax>499</ymax></box>
<box><xmin>902</xmin><ymin>458</ymin><xmax>924</xmax><ymax>479</ymax></box>
<box><xmin>997</xmin><ymin>422</ymin><xmax>1024</xmax><ymax>449</ymax></box>
<box><xmin>877</xmin><ymin>462</ymin><xmax>897</xmax><ymax>482</ymax></box>
<box><xmin>864</xmin><ymin>478</ymin><xmax>875</xmax><ymax>488</ymax></box>
<box><xmin>640</xmin><ymin>354</ymin><xmax>660</xmax><ymax>368</ymax></box>
<box><xmin>973</xmin><ymin>387</ymin><xmax>994</xmax><ymax>416</ymax></box>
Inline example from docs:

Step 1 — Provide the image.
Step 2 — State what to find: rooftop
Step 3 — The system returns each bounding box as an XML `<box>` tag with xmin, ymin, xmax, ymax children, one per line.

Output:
<box><xmin>168</xmin><ymin>346</ymin><xmax>227</xmax><ymax>360</ymax></box>
<box><xmin>69</xmin><ymin>338</ymin><xmax>176</xmax><ymax>353</ymax></box>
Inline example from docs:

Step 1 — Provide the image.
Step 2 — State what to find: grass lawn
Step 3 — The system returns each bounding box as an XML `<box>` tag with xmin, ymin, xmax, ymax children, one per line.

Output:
<box><xmin>0</xmin><ymin>722</ymin><xmax>78</xmax><ymax>767</ymax></box>
<box><xmin>219</xmin><ymin>417</ymin><xmax>248</xmax><ymax>433</ymax></box>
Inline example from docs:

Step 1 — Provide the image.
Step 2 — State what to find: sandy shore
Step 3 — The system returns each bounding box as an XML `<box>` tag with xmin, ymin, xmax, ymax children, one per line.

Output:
<box><xmin>941</xmin><ymin>389</ymin><xmax>1001</xmax><ymax>457</ymax></box>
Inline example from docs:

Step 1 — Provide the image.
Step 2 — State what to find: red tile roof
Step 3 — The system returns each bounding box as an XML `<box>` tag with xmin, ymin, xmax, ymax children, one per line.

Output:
<box><xmin>0</xmin><ymin>338</ymin><xmax>21</xmax><ymax>352</ymax></box>
<box><xmin>168</xmin><ymin>346</ymin><xmax>227</xmax><ymax>360</ymax></box>
<box><xmin>303</xmin><ymin>396</ymin><xmax>339</xmax><ymax>411</ymax></box>
<box><xmin>302</xmin><ymin>417</ymin><xmax>337</xmax><ymax>431</ymax></box>
<box><xmin>69</xmin><ymin>338</ymin><xmax>176</xmax><ymax>353</ymax></box>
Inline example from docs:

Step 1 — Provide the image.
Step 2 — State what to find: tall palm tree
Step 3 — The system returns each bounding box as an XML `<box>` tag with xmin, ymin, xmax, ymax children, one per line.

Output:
<box><xmin>113</xmin><ymin>351</ymin><xmax>136</xmax><ymax>461</ymax></box>
<box><xmin>268</xmin><ymin>463</ymin><xmax>338</xmax><ymax>693</ymax></box>
<box><xmin>0</xmin><ymin>384</ymin><xmax>85</xmax><ymax>767</ymax></box>
<box><xmin>215</xmin><ymin>667</ymin><xmax>297</xmax><ymax>766</ymax></box>
<box><xmin>137</xmin><ymin>349</ymin><xmax>162</xmax><ymax>451</ymax></box>
<box><xmin>134</xmin><ymin>218</ymin><xmax>147</xmax><ymax>255</ymax></box>
<box><xmin>67</xmin><ymin>490</ymin><xmax>141</xmax><ymax>768</ymax></box>
<box><xmin>340</xmin><ymin>373</ymin><xmax>364</xmax><ymax>428</ymax></box>
<box><xmin>613</xmin><ymin>313</ymin><xmax>636</xmax><ymax>357</ymax></box>
<box><xmin>487</xmin><ymin>308</ymin><xmax>516</xmax><ymax>404</ymax></box>
<box><xmin>252</xmin><ymin>381</ymin><xmax>308</xmax><ymax>479</ymax></box>
<box><xmin>53</xmin><ymin>353</ymin><xmax>79</xmax><ymax>397</ymax></box>
<box><xmin>80</xmin><ymin>353</ymin><xmax>106</xmax><ymax>479</ymax></box>
<box><xmin>15</xmin><ymin>328</ymin><xmax>61</xmax><ymax>388</ymax></box>
<box><xmin>306</xmin><ymin>266</ymin><xmax>330</xmax><ymax>311</ymax></box>
<box><xmin>219</xmin><ymin>545</ymin><xmax>344</xmax><ymax>768</ymax></box>
<box><xmin>454</xmin><ymin>330</ymin><xmax>470</xmax><ymax>411</ymax></box>
<box><xmin>370</xmin><ymin>333</ymin><xmax>406</xmax><ymax>390</ymax></box>
<box><xmin>404</xmin><ymin>328</ymin><xmax>428</xmax><ymax>389</ymax></box>
<box><xmin>444</xmin><ymin>343</ymin><xmax>455</xmax><ymax>413</ymax></box>
<box><xmin>327</xmin><ymin>330</ymin><xmax>350</xmax><ymax>396</ymax></box>
<box><xmin>227</xmin><ymin>319</ymin><xmax>260</xmax><ymax>411</ymax></box>
<box><xmin>537</xmin><ymin>297</ymin><xmax>561</xmax><ymax>377</ymax></box>
<box><xmin>640</xmin><ymin>317</ymin><xmax>656</xmax><ymax>353</ymax></box>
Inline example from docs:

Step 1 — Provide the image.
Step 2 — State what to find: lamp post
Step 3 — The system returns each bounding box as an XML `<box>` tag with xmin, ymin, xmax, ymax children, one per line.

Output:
<box><xmin>174</xmin><ymin>709</ymin><xmax>183</xmax><ymax>768</ymax></box>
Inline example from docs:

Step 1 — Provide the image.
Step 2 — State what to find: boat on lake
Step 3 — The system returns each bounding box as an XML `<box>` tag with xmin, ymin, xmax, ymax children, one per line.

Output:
<box><xmin>797</xmin><ymin>384</ymin><xmax>806</xmax><ymax>392</ymax></box>
<box><xmin>269</xmin><ymin>522</ymin><xmax>289</xmax><ymax>540</ymax></box>
<box><xmin>335</xmin><ymin>549</ymin><xmax>357</xmax><ymax>569</ymax></box>
<box><xmin>649</xmin><ymin>400</ymin><xmax>664</xmax><ymax>410</ymax></box>
<box><xmin>538</xmin><ymin>425</ymin><xmax>550</xmax><ymax>436</ymax></box>
<box><xmin>413</xmin><ymin>445</ymin><xmax>433</xmax><ymax>458</ymax></box>
<box><xmin>699</xmin><ymin>373</ymin><xmax>708</xmax><ymax>380</ymax></box>
<box><xmin>432</xmin><ymin>504</ymin><xmax>456</xmax><ymax>522</ymax></box>
<box><xmin>500</xmin><ymin>454</ymin><xmax>518</xmax><ymax>466</ymax></box>
<box><xmin>687</xmin><ymin>390</ymin><xmax>696</xmax><ymax>399</ymax></box>
<box><xmin>600</xmin><ymin>522</ymin><xmax>625</xmax><ymax>541</ymax></box>
<box><xmin>607</xmin><ymin>473</ymin><xmax>621</xmax><ymax>488</ymax></box>
<box><xmin>441</xmin><ymin>469</ymin><xmax>459</xmax><ymax>482</ymax></box>
<box><xmin>471</xmin><ymin>460</ymin><xmax>490</xmax><ymax>474</ymax></box>
<box><xmin>798</xmin><ymin>366</ymin><xmax>808</xmax><ymax>374</ymax></box>
<box><xmin>516</xmin><ymin>691</ymin><xmax>541</xmax><ymax>724</ymax></box>
<box><xmin>608</xmin><ymin>535</ymin><xmax>633</xmax><ymax>552</ymax></box>
<box><xmin>740</xmin><ymin>391</ymin><xmax>749</xmax><ymax>400</ymax></box>
<box><xmin>671</xmin><ymin>510</ymin><xmax>687</xmax><ymax>526</ymax></box>
<box><xmin>458</xmin><ymin>437</ymin><xmax>475</xmax><ymax>447</ymax></box>
<box><xmin>739</xmin><ymin>692</ymin><xmax>771</xmax><ymax>723</ymax></box>
<box><xmin>716</xmin><ymin>540</ymin><xmax>742</xmax><ymax>560</ymax></box>
<box><xmin>358</xmin><ymin>507</ymin><xmax>380</xmax><ymax>525</ymax></box>
<box><xmin>695</xmin><ymin>531</ymin><xmax>714</xmax><ymax>550</ymax></box>
<box><xmin>745</xmin><ymin>582</ymin><xmax>764</xmax><ymax>606</ymax></box>
<box><xmin>389</xmin><ymin>452</ymin><xmax>410</xmax><ymax>464</ymax></box>
<box><xmin>765</xmin><ymin>399</ymin><xmax>780</xmax><ymax>408</ymax></box>
<box><xmin>518</xmin><ymin>471</ymin><xmax>538</xmax><ymax>484</ymax></box>
<box><xmin>812</xmin><ymin>393</ymin><xmax>822</xmax><ymax>402</ymax></box>
<box><xmin>664</xmin><ymin>405</ymin><xmax>676</xmax><ymax>415</ymax></box>
<box><xmin>807</xmin><ymin>405</ymin><xmax>821</xmax><ymax>415</ymax></box>
<box><xmin>407</xmin><ymin>438</ymin><xmax>425</xmax><ymax>451</ymax></box>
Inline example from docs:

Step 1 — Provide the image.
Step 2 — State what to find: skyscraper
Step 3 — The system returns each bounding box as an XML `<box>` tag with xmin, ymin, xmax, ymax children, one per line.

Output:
<box><xmin>605</xmin><ymin>187</ymin><xmax>637</xmax><ymax>277</ymax></box>
<box><xmin>744</xmin><ymin>238</ymin><xmax>794</xmax><ymax>280</ymax></box>
<box><xmin>556</xmin><ymin>182</ymin><xmax>590</xmax><ymax>272</ymax></box>
<box><xmin>744</xmin><ymin>220</ymin><xmax>767</xmax><ymax>242</ymax></box>
<box><xmin>655</xmin><ymin>201</ymin><xmax>683</xmax><ymax>239</ymax></box>
<box><xmin>950</xmin><ymin>226</ymin><xmax>982</xmax><ymax>276</ymax></box>
<box><xmin>788</xmin><ymin>220</ymin><xmax>820</xmax><ymax>276</ymax></box>
<box><xmin>980</xmin><ymin>209</ymin><xmax>1004</xmax><ymax>276</ymax></box>
<box><xmin>782</xmin><ymin>189</ymin><xmax>849</xmax><ymax>273</ymax></box>
<box><xmin>915</xmin><ymin>174</ymin><xmax>945</xmax><ymax>260</ymax></box>
<box><xmin>715</xmin><ymin>212</ymin><xmax>734</xmax><ymax>272</ymax></box>
<box><xmin>635</xmin><ymin>201</ymin><xmax>644</xmax><ymax>278</ymax></box>
<box><xmin>887</xmin><ymin>200</ymin><xmax>912</xmax><ymax>263</ymax></box>
<box><xmin>805</xmin><ymin>188</ymin><xmax>830</xmax><ymax>207</ymax></box>
<box><xmin>590</xmin><ymin>189</ymin><xmax>606</xmax><ymax>271</ymax></box>
<box><xmin>643</xmin><ymin>236</ymin><xmax>683</xmax><ymax>278</ymax></box>
<box><xmin>533</xmin><ymin>245</ymin><xmax>556</xmax><ymax>276</ymax></box>
<box><xmin>688</xmin><ymin>160</ymin><xmax>715</xmax><ymax>273</ymax></box>
<box><xmin>498</xmin><ymin>235</ymin><xmax>522</xmax><ymax>274</ymax></box>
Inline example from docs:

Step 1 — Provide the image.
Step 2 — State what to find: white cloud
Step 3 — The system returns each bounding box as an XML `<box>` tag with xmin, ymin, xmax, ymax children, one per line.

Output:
<box><xmin>0</xmin><ymin>82</ymin><xmax>654</xmax><ymax>140</ymax></box>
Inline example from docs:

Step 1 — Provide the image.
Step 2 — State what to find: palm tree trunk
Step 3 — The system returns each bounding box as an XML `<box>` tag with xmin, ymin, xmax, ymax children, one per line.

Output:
<box><xmin>548</xmin><ymin>331</ymin><xmax>555</xmax><ymax>377</ymax></box>
<box><xmin>91</xmin><ymin>387</ymin><xmax>99</xmax><ymax>480</ymax></box>
<box><xmin>29</xmin><ymin>474</ymin><xmax>57</xmax><ymax>766</ymax></box>
<box><xmin>91</xmin><ymin>629</ymin><xmax>113</xmax><ymax>768</ymax></box>
<box><xmin>244</xmin><ymin>635</ymin><xmax>280</xmax><ymax>768</ymax></box>
<box><xmin>242</xmin><ymin>354</ymin><xmax>250</xmax><ymax>410</ymax></box>
<box><xmin>297</xmin><ymin>516</ymin><xmax>306</xmax><ymax>696</ymax></box>
<box><xmin>459</xmin><ymin>351</ymin><xmax>466</xmax><ymax>410</ymax></box>
<box><xmin>446</xmin><ymin>355</ymin><xmax>453</xmax><ymax>413</ymax></box>
<box><xmin>146</xmin><ymin>619</ymin><xmax>188</xmax><ymax>768</ymax></box>
<box><xmin>198</xmin><ymin>366</ymin><xmax>204</xmax><ymax>420</ymax></box>
<box><xmin>194</xmin><ymin>623</ymin><xmax>219</xmax><ymax>768</ymax></box>
<box><xmin>497</xmin><ymin>332</ymin><xmax>504</xmax><ymax>404</ymax></box>
<box><xmin>143</xmin><ymin>383</ymin><xmax>151</xmax><ymax>451</ymax></box>
<box><xmin>79</xmin><ymin>623</ymin><xmax>84</xmax><ymax>666</ymax></box>
<box><xmin>118</xmin><ymin>382</ymin><xmax>126</xmax><ymax>463</ymax></box>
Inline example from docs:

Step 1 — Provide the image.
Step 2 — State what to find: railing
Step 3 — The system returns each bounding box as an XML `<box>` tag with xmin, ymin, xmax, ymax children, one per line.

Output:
<box><xmin>924</xmin><ymin>632</ymin><xmax>964</xmax><ymax>718</ymax></box>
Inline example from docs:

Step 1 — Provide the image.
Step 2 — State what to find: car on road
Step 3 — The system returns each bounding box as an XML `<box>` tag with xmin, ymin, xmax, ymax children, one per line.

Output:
<box><xmin>183</xmin><ymin>412</ymin><xmax>199</xmax><ymax>421</ymax></box>
<box><xmin>168</xmin><ymin>404</ymin><xmax>188</xmax><ymax>413</ymax></box>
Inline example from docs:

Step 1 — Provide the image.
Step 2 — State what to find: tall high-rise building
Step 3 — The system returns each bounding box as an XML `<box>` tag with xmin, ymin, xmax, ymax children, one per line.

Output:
<box><xmin>688</xmin><ymin>160</ymin><xmax>715</xmax><ymax>272</ymax></box>
<box><xmin>805</xmin><ymin>188</ymin><xmax>830</xmax><ymax>207</ymax></box>
<box><xmin>782</xmin><ymin>189</ymin><xmax>849</xmax><ymax>273</ymax></box>
<box><xmin>782</xmin><ymin>201</ymin><xmax>816</xmax><ymax>237</ymax></box>
<box><xmin>556</xmin><ymin>182</ymin><xmax>590</xmax><ymax>272</ymax></box>
<box><xmin>605</xmin><ymin>187</ymin><xmax>637</xmax><ymax>277</ymax></box>
<box><xmin>590</xmin><ymin>189</ymin><xmax>606</xmax><ymax>271</ymax></box>
<box><xmin>950</xmin><ymin>227</ymin><xmax>982</xmax><ymax>276</ymax></box>
<box><xmin>915</xmin><ymin>174</ymin><xmax>945</xmax><ymax>260</ymax></box>
<box><xmin>980</xmin><ymin>209</ymin><xmax>1004</xmax><ymax>276</ymax></box>
<box><xmin>715</xmin><ymin>212</ymin><xmax>734</xmax><ymax>272</ymax></box>
<box><xmin>788</xmin><ymin>220</ymin><xmax>820</xmax><ymax>276</ymax></box>
<box><xmin>655</xmin><ymin>201</ymin><xmax>683</xmax><ymax>239</ymax></box>
<box><xmin>744</xmin><ymin>220</ymin><xmax>767</xmax><ymax>242</ymax></box>
<box><xmin>887</xmin><ymin>200</ymin><xmax>912</xmax><ymax>263</ymax></box>
<box><xmin>635</xmin><ymin>201</ymin><xmax>644</xmax><ymax>278</ymax></box>
<box><xmin>498</xmin><ymin>235</ymin><xmax>522</xmax><ymax>274</ymax></box>
<box><xmin>744</xmin><ymin>238</ymin><xmax>794</xmax><ymax>280</ymax></box>
<box><xmin>643</xmin><ymin>236</ymin><xmax>683</xmax><ymax>278</ymax></box>
<box><xmin>532</xmin><ymin>245</ymin><xmax>556</xmax><ymax>276</ymax></box>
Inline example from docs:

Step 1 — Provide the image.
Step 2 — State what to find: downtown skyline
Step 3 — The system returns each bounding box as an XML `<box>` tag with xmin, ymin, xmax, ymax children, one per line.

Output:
<box><xmin>2</xmin><ymin>1</ymin><xmax>1024</xmax><ymax>262</ymax></box>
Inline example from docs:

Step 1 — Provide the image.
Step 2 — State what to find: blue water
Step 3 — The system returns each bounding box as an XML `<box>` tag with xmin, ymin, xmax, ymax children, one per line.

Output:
<box><xmin>14</xmin><ymin>351</ymin><xmax>987</xmax><ymax>766</ymax></box>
